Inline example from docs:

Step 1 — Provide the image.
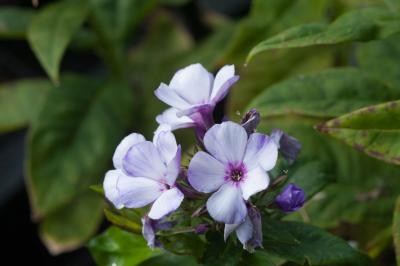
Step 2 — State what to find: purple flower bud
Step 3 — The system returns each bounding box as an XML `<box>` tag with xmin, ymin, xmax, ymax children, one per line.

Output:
<box><xmin>271</xmin><ymin>129</ymin><xmax>301</xmax><ymax>164</ymax></box>
<box><xmin>246</xmin><ymin>205</ymin><xmax>263</xmax><ymax>251</ymax></box>
<box><xmin>275</xmin><ymin>183</ymin><xmax>305</xmax><ymax>213</ymax></box>
<box><xmin>194</xmin><ymin>224</ymin><xmax>209</xmax><ymax>234</ymax></box>
<box><xmin>240</xmin><ymin>109</ymin><xmax>260</xmax><ymax>136</ymax></box>
<box><xmin>141</xmin><ymin>216</ymin><xmax>175</xmax><ymax>248</ymax></box>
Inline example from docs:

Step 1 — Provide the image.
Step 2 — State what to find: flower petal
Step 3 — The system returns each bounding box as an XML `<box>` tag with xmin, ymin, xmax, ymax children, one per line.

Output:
<box><xmin>188</xmin><ymin>151</ymin><xmax>226</xmax><ymax>193</ymax></box>
<box><xmin>103</xmin><ymin>169</ymin><xmax>163</xmax><ymax>209</ymax></box>
<box><xmin>156</xmin><ymin>108</ymin><xmax>195</xmax><ymax>130</ymax></box>
<box><xmin>240</xmin><ymin>167</ymin><xmax>269</xmax><ymax>200</ymax></box>
<box><xmin>166</xmin><ymin>145</ymin><xmax>181</xmax><ymax>186</ymax></box>
<box><xmin>154</xmin><ymin>83</ymin><xmax>189</xmax><ymax>109</ymax></box>
<box><xmin>204</xmin><ymin>122</ymin><xmax>248</xmax><ymax>164</ymax></box>
<box><xmin>211</xmin><ymin>65</ymin><xmax>239</xmax><ymax>103</ymax></box>
<box><xmin>176</xmin><ymin>103</ymin><xmax>213</xmax><ymax>117</ymax></box>
<box><xmin>224</xmin><ymin>223</ymin><xmax>239</xmax><ymax>241</ymax></box>
<box><xmin>148</xmin><ymin>187</ymin><xmax>184</xmax><ymax>219</ymax></box>
<box><xmin>243</xmin><ymin>133</ymin><xmax>278</xmax><ymax>171</ymax></box>
<box><xmin>142</xmin><ymin>216</ymin><xmax>156</xmax><ymax>248</ymax></box>
<box><xmin>206</xmin><ymin>183</ymin><xmax>247</xmax><ymax>224</ymax></box>
<box><xmin>112</xmin><ymin>133</ymin><xmax>145</xmax><ymax>169</ymax></box>
<box><xmin>123</xmin><ymin>141</ymin><xmax>166</xmax><ymax>181</ymax></box>
<box><xmin>169</xmin><ymin>63</ymin><xmax>213</xmax><ymax>104</ymax></box>
<box><xmin>235</xmin><ymin>215</ymin><xmax>253</xmax><ymax>246</ymax></box>
<box><xmin>153</xmin><ymin>125</ymin><xmax>178</xmax><ymax>165</ymax></box>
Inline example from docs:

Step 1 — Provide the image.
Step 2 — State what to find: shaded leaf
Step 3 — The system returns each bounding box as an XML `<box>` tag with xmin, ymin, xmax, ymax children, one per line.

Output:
<box><xmin>357</xmin><ymin>33</ymin><xmax>400</xmax><ymax>90</ymax></box>
<box><xmin>317</xmin><ymin>100</ymin><xmax>400</xmax><ymax>165</ymax></box>
<box><xmin>248</xmin><ymin>68</ymin><xmax>400</xmax><ymax>119</ymax></box>
<box><xmin>262</xmin><ymin>219</ymin><xmax>373</xmax><ymax>265</ymax></box>
<box><xmin>40</xmin><ymin>191</ymin><xmax>103</xmax><ymax>255</ymax></box>
<box><xmin>394</xmin><ymin>196</ymin><xmax>400</xmax><ymax>265</ymax></box>
<box><xmin>0</xmin><ymin>79</ymin><xmax>52</xmax><ymax>132</ymax></box>
<box><xmin>0</xmin><ymin>7</ymin><xmax>33</xmax><ymax>39</ymax></box>
<box><xmin>89</xmin><ymin>226</ymin><xmax>160</xmax><ymax>266</ymax></box>
<box><xmin>104</xmin><ymin>209</ymin><xmax>142</xmax><ymax>234</ymax></box>
<box><xmin>247</xmin><ymin>7</ymin><xmax>400</xmax><ymax>62</ymax></box>
<box><xmin>138</xmin><ymin>253</ymin><xmax>200</xmax><ymax>266</ymax></box>
<box><xmin>27</xmin><ymin>0</ymin><xmax>89</xmax><ymax>83</ymax></box>
<box><xmin>27</xmin><ymin>75</ymin><xmax>134</xmax><ymax>252</ymax></box>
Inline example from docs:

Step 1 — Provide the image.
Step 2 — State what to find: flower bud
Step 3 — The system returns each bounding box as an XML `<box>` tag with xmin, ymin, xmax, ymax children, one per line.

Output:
<box><xmin>275</xmin><ymin>183</ymin><xmax>305</xmax><ymax>213</ymax></box>
<box><xmin>194</xmin><ymin>224</ymin><xmax>209</xmax><ymax>234</ymax></box>
<box><xmin>271</xmin><ymin>129</ymin><xmax>301</xmax><ymax>164</ymax></box>
<box><xmin>240</xmin><ymin>109</ymin><xmax>260</xmax><ymax>136</ymax></box>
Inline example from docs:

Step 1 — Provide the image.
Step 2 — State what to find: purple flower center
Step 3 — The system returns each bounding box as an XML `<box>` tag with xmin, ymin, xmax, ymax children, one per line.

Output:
<box><xmin>226</xmin><ymin>163</ymin><xmax>247</xmax><ymax>183</ymax></box>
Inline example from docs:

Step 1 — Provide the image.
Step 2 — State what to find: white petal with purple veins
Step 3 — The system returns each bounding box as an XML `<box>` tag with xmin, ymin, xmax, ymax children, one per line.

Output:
<box><xmin>243</xmin><ymin>133</ymin><xmax>278</xmax><ymax>171</ymax></box>
<box><xmin>240</xmin><ymin>167</ymin><xmax>269</xmax><ymax>200</ymax></box>
<box><xmin>169</xmin><ymin>63</ymin><xmax>213</xmax><ymax>104</ymax></box>
<box><xmin>103</xmin><ymin>169</ymin><xmax>163</xmax><ymax>209</ymax></box>
<box><xmin>166</xmin><ymin>145</ymin><xmax>181</xmax><ymax>186</ymax></box>
<box><xmin>206</xmin><ymin>183</ymin><xmax>247</xmax><ymax>224</ymax></box>
<box><xmin>112</xmin><ymin>133</ymin><xmax>145</xmax><ymax>170</ymax></box>
<box><xmin>224</xmin><ymin>223</ymin><xmax>239</xmax><ymax>241</ymax></box>
<box><xmin>123</xmin><ymin>141</ymin><xmax>166</xmax><ymax>181</ymax></box>
<box><xmin>156</xmin><ymin>108</ymin><xmax>195</xmax><ymax>130</ymax></box>
<box><xmin>235</xmin><ymin>215</ymin><xmax>253</xmax><ymax>246</ymax></box>
<box><xmin>210</xmin><ymin>65</ymin><xmax>239</xmax><ymax>103</ymax></box>
<box><xmin>148</xmin><ymin>187</ymin><xmax>184</xmax><ymax>219</ymax></box>
<box><xmin>154</xmin><ymin>83</ymin><xmax>189</xmax><ymax>110</ymax></box>
<box><xmin>188</xmin><ymin>151</ymin><xmax>226</xmax><ymax>193</ymax></box>
<box><xmin>204</xmin><ymin>122</ymin><xmax>248</xmax><ymax>164</ymax></box>
<box><xmin>153</xmin><ymin>127</ymin><xmax>178</xmax><ymax>165</ymax></box>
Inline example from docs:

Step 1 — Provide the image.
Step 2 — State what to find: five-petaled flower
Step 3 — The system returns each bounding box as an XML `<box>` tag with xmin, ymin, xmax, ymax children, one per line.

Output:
<box><xmin>188</xmin><ymin>121</ymin><xmax>278</xmax><ymax>224</ymax></box>
<box><xmin>103</xmin><ymin>126</ymin><xmax>184</xmax><ymax>220</ymax></box>
<box><xmin>155</xmin><ymin>63</ymin><xmax>239</xmax><ymax>135</ymax></box>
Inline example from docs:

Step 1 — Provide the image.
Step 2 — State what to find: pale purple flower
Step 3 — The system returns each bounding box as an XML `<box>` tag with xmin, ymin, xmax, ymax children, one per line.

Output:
<box><xmin>224</xmin><ymin>205</ymin><xmax>262</xmax><ymax>251</ymax></box>
<box><xmin>188</xmin><ymin>121</ymin><xmax>278</xmax><ymax>224</ymax></box>
<box><xmin>155</xmin><ymin>63</ymin><xmax>239</xmax><ymax>133</ymax></box>
<box><xmin>142</xmin><ymin>216</ymin><xmax>175</xmax><ymax>248</ymax></box>
<box><xmin>275</xmin><ymin>183</ymin><xmax>305</xmax><ymax>212</ymax></box>
<box><xmin>103</xmin><ymin>126</ymin><xmax>184</xmax><ymax>220</ymax></box>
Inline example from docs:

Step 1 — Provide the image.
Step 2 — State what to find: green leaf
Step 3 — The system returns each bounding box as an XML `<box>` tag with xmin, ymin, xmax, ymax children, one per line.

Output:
<box><xmin>357</xmin><ymin>33</ymin><xmax>400</xmax><ymax>90</ymax></box>
<box><xmin>0</xmin><ymin>79</ymin><xmax>52</xmax><ymax>132</ymax></box>
<box><xmin>0</xmin><ymin>7</ymin><xmax>33</xmax><ymax>39</ymax></box>
<box><xmin>202</xmin><ymin>232</ymin><xmax>243</xmax><ymax>266</ymax></box>
<box><xmin>27</xmin><ymin>75</ymin><xmax>134</xmax><ymax>252</ymax></box>
<box><xmin>247</xmin><ymin>7</ymin><xmax>400</xmax><ymax>63</ymax></box>
<box><xmin>40</xmin><ymin>191</ymin><xmax>103</xmax><ymax>255</ymax></box>
<box><xmin>138</xmin><ymin>253</ymin><xmax>200</xmax><ymax>266</ymax></box>
<box><xmin>248</xmin><ymin>68</ymin><xmax>400</xmax><ymax>119</ymax></box>
<box><xmin>317</xmin><ymin>100</ymin><xmax>400</xmax><ymax>165</ymax></box>
<box><xmin>262</xmin><ymin>219</ymin><xmax>373</xmax><ymax>265</ymax></box>
<box><xmin>394</xmin><ymin>196</ymin><xmax>400</xmax><ymax>265</ymax></box>
<box><xmin>89</xmin><ymin>226</ymin><xmax>160</xmax><ymax>266</ymax></box>
<box><xmin>27</xmin><ymin>0</ymin><xmax>89</xmax><ymax>83</ymax></box>
<box><xmin>104</xmin><ymin>209</ymin><xmax>142</xmax><ymax>234</ymax></box>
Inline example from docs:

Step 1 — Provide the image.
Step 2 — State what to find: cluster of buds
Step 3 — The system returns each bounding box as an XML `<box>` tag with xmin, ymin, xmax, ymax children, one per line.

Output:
<box><xmin>103</xmin><ymin>63</ymin><xmax>305</xmax><ymax>251</ymax></box>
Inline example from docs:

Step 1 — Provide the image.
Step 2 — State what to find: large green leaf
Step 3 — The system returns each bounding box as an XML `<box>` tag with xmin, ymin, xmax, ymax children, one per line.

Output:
<box><xmin>357</xmin><ymin>33</ymin><xmax>400</xmax><ymax>90</ymax></box>
<box><xmin>0</xmin><ymin>7</ymin><xmax>33</xmax><ymax>39</ymax></box>
<box><xmin>89</xmin><ymin>226</ymin><xmax>160</xmax><ymax>266</ymax></box>
<box><xmin>317</xmin><ymin>100</ymin><xmax>400</xmax><ymax>165</ymax></box>
<box><xmin>27</xmin><ymin>0</ymin><xmax>89</xmax><ymax>83</ymax></box>
<box><xmin>247</xmin><ymin>7</ymin><xmax>400</xmax><ymax>63</ymax></box>
<box><xmin>262</xmin><ymin>219</ymin><xmax>373</xmax><ymax>265</ymax></box>
<box><xmin>0</xmin><ymin>79</ymin><xmax>52</xmax><ymax>132</ymax></box>
<box><xmin>248</xmin><ymin>68</ymin><xmax>400</xmax><ymax>119</ymax></box>
<box><xmin>27</xmin><ymin>75</ymin><xmax>134</xmax><ymax>252</ymax></box>
<box><xmin>40</xmin><ymin>191</ymin><xmax>103</xmax><ymax>254</ymax></box>
<box><xmin>394</xmin><ymin>196</ymin><xmax>400</xmax><ymax>265</ymax></box>
<box><xmin>138</xmin><ymin>253</ymin><xmax>200</xmax><ymax>266</ymax></box>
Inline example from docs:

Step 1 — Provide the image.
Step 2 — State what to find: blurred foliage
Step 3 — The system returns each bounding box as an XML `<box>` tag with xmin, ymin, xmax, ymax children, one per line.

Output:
<box><xmin>0</xmin><ymin>0</ymin><xmax>400</xmax><ymax>265</ymax></box>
